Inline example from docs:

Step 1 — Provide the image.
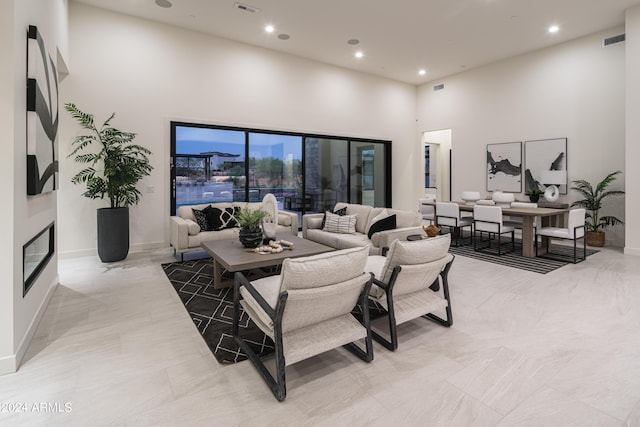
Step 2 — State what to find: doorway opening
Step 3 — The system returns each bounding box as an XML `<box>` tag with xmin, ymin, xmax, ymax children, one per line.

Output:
<box><xmin>422</xmin><ymin>129</ymin><xmax>452</xmax><ymax>201</ymax></box>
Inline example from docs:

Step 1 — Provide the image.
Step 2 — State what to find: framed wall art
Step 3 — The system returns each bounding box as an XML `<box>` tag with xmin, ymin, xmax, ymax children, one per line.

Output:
<box><xmin>486</xmin><ymin>141</ymin><xmax>522</xmax><ymax>192</ymax></box>
<box><xmin>27</xmin><ymin>25</ymin><xmax>59</xmax><ymax>195</ymax></box>
<box><xmin>524</xmin><ymin>138</ymin><xmax>568</xmax><ymax>194</ymax></box>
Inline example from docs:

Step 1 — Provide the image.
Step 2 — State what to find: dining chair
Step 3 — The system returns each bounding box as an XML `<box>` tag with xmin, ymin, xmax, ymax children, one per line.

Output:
<box><xmin>435</xmin><ymin>202</ymin><xmax>473</xmax><ymax>246</ymax></box>
<box><xmin>418</xmin><ymin>197</ymin><xmax>435</xmax><ymax>224</ymax></box>
<box><xmin>535</xmin><ymin>208</ymin><xmax>586</xmax><ymax>263</ymax></box>
<box><xmin>473</xmin><ymin>205</ymin><xmax>515</xmax><ymax>255</ymax></box>
<box><xmin>503</xmin><ymin>201</ymin><xmax>538</xmax><ymax>230</ymax></box>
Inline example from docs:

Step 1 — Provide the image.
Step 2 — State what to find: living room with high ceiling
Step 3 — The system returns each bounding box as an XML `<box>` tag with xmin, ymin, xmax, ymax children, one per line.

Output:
<box><xmin>2</xmin><ymin>0</ymin><xmax>640</xmax><ymax>424</ymax></box>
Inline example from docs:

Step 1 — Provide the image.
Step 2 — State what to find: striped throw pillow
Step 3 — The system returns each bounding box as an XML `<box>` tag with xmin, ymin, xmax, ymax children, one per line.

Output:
<box><xmin>323</xmin><ymin>212</ymin><xmax>357</xmax><ymax>234</ymax></box>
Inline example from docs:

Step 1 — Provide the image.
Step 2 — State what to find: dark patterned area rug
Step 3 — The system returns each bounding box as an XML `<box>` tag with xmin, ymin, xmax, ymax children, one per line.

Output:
<box><xmin>162</xmin><ymin>258</ymin><xmax>274</xmax><ymax>364</ymax></box>
<box><xmin>447</xmin><ymin>236</ymin><xmax>598</xmax><ymax>274</ymax></box>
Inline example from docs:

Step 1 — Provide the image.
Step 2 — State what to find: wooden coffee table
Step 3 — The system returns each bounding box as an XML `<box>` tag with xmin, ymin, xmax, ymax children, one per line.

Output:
<box><xmin>201</xmin><ymin>235</ymin><xmax>334</xmax><ymax>289</ymax></box>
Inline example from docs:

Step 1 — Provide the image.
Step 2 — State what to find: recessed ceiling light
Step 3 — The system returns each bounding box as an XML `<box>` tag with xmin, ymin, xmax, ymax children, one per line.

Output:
<box><xmin>155</xmin><ymin>0</ymin><xmax>172</xmax><ymax>8</ymax></box>
<box><xmin>278</xmin><ymin>34</ymin><xmax>290</xmax><ymax>40</ymax></box>
<box><xmin>355</xmin><ymin>51</ymin><xmax>364</xmax><ymax>59</ymax></box>
<box><xmin>347</xmin><ymin>39</ymin><xmax>360</xmax><ymax>45</ymax></box>
<box><xmin>418</xmin><ymin>69</ymin><xmax>426</xmax><ymax>76</ymax></box>
<box><xmin>265</xmin><ymin>25</ymin><xmax>275</xmax><ymax>33</ymax></box>
<box><xmin>548</xmin><ymin>25</ymin><xmax>559</xmax><ymax>33</ymax></box>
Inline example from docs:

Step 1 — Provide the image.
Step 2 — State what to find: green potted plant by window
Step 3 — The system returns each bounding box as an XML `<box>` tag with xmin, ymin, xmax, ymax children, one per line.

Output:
<box><xmin>233</xmin><ymin>205</ymin><xmax>267</xmax><ymax>248</ymax></box>
<box><xmin>570</xmin><ymin>170</ymin><xmax>625</xmax><ymax>247</ymax></box>
<box><xmin>66</xmin><ymin>103</ymin><xmax>153</xmax><ymax>262</ymax></box>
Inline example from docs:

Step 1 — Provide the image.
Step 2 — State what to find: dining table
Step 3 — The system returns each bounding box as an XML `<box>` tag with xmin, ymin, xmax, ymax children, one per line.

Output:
<box><xmin>423</xmin><ymin>201</ymin><xmax>568</xmax><ymax>258</ymax></box>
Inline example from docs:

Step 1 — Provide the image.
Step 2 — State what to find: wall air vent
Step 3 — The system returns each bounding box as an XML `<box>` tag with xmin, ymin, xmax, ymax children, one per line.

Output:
<box><xmin>603</xmin><ymin>34</ymin><xmax>625</xmax><ymax>47</ymax></box>
<box><xmin>433</xmin><ymin>83</ymin><xmax>445</xmax><ymax>91</ymax></box>
<box><xmin>233</xmin><ymin>2</ymin><xmax>260</xmax><ymax>13</ymax></box>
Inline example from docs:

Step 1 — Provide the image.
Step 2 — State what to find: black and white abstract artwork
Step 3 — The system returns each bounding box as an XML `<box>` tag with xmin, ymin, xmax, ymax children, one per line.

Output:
<box><xmin>524</xmin><ymin>138</ymin><xmax>568</xmax><ymax>194</ymax></box>
<box><xmin>27</xmin><ymin>25</ymin><xmax>59</xmax><ymax>195</ymax></box>
<box><xmin>486</xmin><ymin>141</ymin><xmax>522</xmax><ymax>192</ymax></box>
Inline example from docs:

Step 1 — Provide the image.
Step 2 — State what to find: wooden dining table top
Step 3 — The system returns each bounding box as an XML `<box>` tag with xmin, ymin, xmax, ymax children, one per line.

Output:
<box><xmin>422</xmin><ymin>200</ymin><xmax>568</xmax><ymax>217</ymax></box>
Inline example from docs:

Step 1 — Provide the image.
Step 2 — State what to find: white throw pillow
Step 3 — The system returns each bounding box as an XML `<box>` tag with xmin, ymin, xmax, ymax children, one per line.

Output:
<box><xmin>323</xmin><ymin>212</ymin><xmax>357</xmax><ymax>234</ymax></box>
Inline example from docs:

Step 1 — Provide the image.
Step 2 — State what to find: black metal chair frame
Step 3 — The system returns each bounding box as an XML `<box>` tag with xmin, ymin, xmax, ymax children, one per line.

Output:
<box><xmin>473</xmin><ymin>219</ymin><xmax>515</xmax><ymax>255</ymax></box>
<box><xmin>233</xmin><ymin>272</ymin><xmax>374</xmax><ymax>401</ymax></box>
<box><xmin>370</xmin><ymin>255</ymin><xmax>455</xmax><ymax>351</ymax></box>
<box><xmin>535</xmin><ymin>224</ymin><xmax>586</xmax><ymax>264</ymax></box>
<box><xmin>436</xmin><ymin>214</ymin><xmax>473</xmax><ymax>247</ymax></box>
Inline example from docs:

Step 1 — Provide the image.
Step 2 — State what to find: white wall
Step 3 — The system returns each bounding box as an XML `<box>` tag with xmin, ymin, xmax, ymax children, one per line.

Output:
<box><xmin>417</xmin><ymin>28</ymin><xmax>627</xmax><ymax>247</ymax></box>
<box><xmin>58</xmin><ymin>3</ymin><xmax>418</xmax><ymax>256</ymax></box>
<box><xmin>626</xmin><ymin>6</ymin><xmax>640</xmax><ymax>256</ymax></box>
<box><xmin>0</xmin><ymin>0</ymin><xmax>17</xmax><ymax>371</ymax></box>
<box><xmin>1</xmin><ymin>0</ymin><xmax>67</xmax><ymax>375</ymax></box>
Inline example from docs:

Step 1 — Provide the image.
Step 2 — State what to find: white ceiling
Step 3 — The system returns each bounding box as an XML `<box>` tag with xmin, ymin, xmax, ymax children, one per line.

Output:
<box><xmin>73</xmin><ymin>0</ymin><xmax>640</xmax><ymax>85</ymax></box>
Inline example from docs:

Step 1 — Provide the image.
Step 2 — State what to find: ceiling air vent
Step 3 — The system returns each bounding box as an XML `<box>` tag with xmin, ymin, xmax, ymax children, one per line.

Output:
<box><xmin>233</xmin><ymin>2</ymin><xmax>259</xmax><ymax>13</ymax></box>
<box><xmin>603</xmin><ymin>34</ymin><xmax>625</xmax><ymax>47</ymax></box>
<box><xmin>433</xmin><ymin>83</ymin><xmax>445</xmax><ymax>91</ymax></box>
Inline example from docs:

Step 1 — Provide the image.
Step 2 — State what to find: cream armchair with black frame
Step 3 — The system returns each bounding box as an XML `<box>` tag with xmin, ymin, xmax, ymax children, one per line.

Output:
<box><xmin>363</xmin><ymin>234</ymin><xmax>454</xmax><ymax>351</ymax></box>
<box><xmin>233</xmin><ymin>246</ymin><xmax>374</xmax><ymax>401</ymax></box>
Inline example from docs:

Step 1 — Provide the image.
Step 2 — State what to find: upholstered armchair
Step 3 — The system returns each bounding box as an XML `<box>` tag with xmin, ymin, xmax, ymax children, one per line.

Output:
<box><xmin>364</xmin><ymin>234</ymin><xmax>454</xmax><ymax>351</ymax></box>
<box><xmin>233</xmin><ymin>246</ymin><xmax>374</xmax><ymax>401</ymax></box>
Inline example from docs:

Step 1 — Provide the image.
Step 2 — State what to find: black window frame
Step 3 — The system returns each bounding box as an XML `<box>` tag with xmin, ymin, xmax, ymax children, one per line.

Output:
<box><xmin>170</xmin><ymin>121</ymin><xmax>392</xmax><ymax>216</ymax></box>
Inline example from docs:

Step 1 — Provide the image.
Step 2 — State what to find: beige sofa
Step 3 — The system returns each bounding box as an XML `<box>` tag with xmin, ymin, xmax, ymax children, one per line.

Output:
<box><xmin>170</xmin><ymin>201</ymin><xmax>298</xmax><ymax>259</ymax></box>
<box><xmin>302</xmin><ymin>202</ymin><xmax>423</xmax><ymax>255</ymax></box>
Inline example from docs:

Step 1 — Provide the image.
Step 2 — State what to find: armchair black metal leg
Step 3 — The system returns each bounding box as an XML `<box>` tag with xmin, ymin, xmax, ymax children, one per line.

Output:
<box><xmin>345</xmin><ymin>276</ymin><xmax>375</xmax><ymax>361</ymax></box>
<box><xmin>233</xmin><ymin>282</ymin><xmax>288</xmax><ymax>401</ymax></box>
<box><xmin>370</xmin><ymin>271</ymin><xmax>399</xmax><ymax>351</ymax></box>
<box><xmin>424</xmin><ymin>255</ymin><xmax>454</xmax><ymax>327</ymax></box>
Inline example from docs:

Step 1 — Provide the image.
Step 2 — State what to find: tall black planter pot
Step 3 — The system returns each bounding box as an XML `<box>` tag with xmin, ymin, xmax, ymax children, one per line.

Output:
<box><xmin>97</xmin><ymin>207</ymin><xmax>129</xmax><ymax>262</ymax></box>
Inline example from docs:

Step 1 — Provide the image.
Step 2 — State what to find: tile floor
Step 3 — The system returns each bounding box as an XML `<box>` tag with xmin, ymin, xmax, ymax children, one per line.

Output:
<box><xmin>1</xmin><ymin>246</ymin><xmax>639</xmax><ymax>426</ymax></box>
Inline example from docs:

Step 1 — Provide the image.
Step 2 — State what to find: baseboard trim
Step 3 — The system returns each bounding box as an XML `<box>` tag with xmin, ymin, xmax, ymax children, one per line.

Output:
<box><xmin>59</xmin><ymin>241</ymin><xmax>167</xmax><ymax>259</ymax></box>
<box><xmin>624</xmin><ymin>246</ymin><xmax>640</xmax><ymax>256</ymax></box>
<box><xmin>130</xmin><ymin>241</ymin><xmax>166</xmax><ymax>253</ymax></box>
<box><xmin>0</xmin><ymin>275</ymin><xmax>58</xmax><ymax>376</ymax></box>
<box><xmin>0</xmin><ymin>354</ymin><xmax>16</xmax><ymax>376</ymax></box>
<box><xmin>14</xmin><ymin>275</ymin><xmax>59</xmax><ymax>371</ymax></box>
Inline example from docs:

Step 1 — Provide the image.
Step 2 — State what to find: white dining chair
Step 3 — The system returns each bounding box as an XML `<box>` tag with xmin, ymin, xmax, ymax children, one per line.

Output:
<box><xmin>535</xmin><ymin>208</ymin><xmax>586</xmax><ymax>263</ymax></box>
<box><xmin>435</xmin><ymin>202</ymin><xmax>473</xmax><ymax>247</ymax></box>
<box><xmin>418</xmin><ymin>197</ymin><xmax>435</xmax><ymax>224</ymax></box>
<box><xmin>503</xmin><ymin>201</ymin><xmax>538</xmax><ymax>230</ymax></box>
<box><xmin>473</xmin><ymin>205</ymin><xmax>515</xmax><ymax>255</ymax></box>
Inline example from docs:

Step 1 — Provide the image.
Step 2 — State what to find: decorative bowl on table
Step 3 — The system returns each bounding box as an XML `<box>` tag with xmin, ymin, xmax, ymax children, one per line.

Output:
<box><xmin>461</xmin><ymin>191</ymin><xmax>482</xmax><ymax>205</ymax></box>
<box><xmin>492</xmin><ymin>190</ymin><xmax>515</xmax><ymax>207</ymax></box>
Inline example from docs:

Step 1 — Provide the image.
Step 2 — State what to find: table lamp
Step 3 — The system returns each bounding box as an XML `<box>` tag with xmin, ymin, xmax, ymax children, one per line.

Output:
<box><xmin>540</xmin><ymin>170</ymin><xmax>566</xmax><ymax>202</ymax></box>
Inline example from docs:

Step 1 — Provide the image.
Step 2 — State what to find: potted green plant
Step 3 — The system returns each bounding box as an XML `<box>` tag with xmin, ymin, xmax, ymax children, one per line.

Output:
<box><xmin>570</xmin><ymin>170</ymin><xmax>625</xmax><ymax>247</ymax></box>
<box><xmin>233</xmin><ymin>205</ymin><xmax>267</xmax><ymax>248</ymax></box>
<box><xmin>66</xmin><ymin>103</ymin><xmax>153</xmax><ymax>262</ymax></box>
<box><xmin>526</xmin><ymin>188</ymin><xmax>543</xmax><ymax>203</ymax></box>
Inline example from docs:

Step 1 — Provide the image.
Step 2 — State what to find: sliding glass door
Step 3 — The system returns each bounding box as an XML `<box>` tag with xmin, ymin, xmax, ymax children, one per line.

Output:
<box><xmin>173</xmin><ymin>126</ymin><xmax>245</xmax><ymax>212</ymax></box>
<box><xmin>171</xmin><ymin>122</ymin><xmax>391</xmax><ymax>221</ymax></box>
<box><xmin>248</xmin><ymin>132</ymin><xmax>302</xmax><ymax>207</ymax></box>
<box><xmin>304</xmin><ymin>138</ymin><xmax>348</xmax><ymax>214</ymax></box>
<box><xmin>350</xmin><ymin>141</ymin><xmax>387</xmax><ymax>207</ymax></box>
